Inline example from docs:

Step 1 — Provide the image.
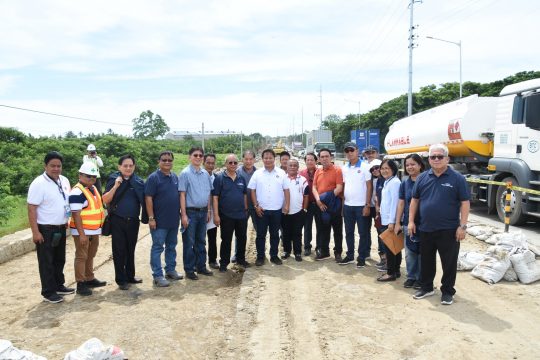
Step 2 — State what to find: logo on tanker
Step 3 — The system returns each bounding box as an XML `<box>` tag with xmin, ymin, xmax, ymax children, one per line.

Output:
<box><xmin>528</xmin><ymin>140</ymin><xmax>539</xmax><ymax>153</ymax></box>
<box><xmin>448</xmin><ymin>120</ymin><xmax>462</xmax><ymax>141</ymax></box>
<box><xmin>386</xmin><ymin>135</ymin><xmax>410</xmax><ymax>147</ymax></box>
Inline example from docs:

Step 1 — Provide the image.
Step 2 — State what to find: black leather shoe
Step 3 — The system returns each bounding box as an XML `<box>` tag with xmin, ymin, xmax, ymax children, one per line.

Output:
<box><xmin>76</xmin><ymin>282</ymin><xmax>92</xmax><ymax>296</ymax></box>
<box><xmin>186</xmin><ymin>272</ymin><xmax>199</xmax><ymax>280</ymax></box>
<box><xmin>237</xmin><ymin>260</ymin><xmax>251</xmax><ymax>268</ymax></box>
<box><xmin>304</xmin><ymin>249</ymin><xmax>311</xmax><ymax>256</ymax></box>
<box><xmin>128</xmin><ymin>277</ymin><xmax>143</xmax><ymax>284</ymax></box>
<box><xmin>281</xmin><ymin>252</ymin><xmax>290</xmax><ymax>260</ymax></box>
<box><xmin>377</xmin><ymin>274</ymin><xmax>397</xmax><ymax>282</ymax></box>
<box><xmin>209</xmin><ymin>261</ymin><xmax>220</xmax><ymax>269</ymax></box>
<box><xmin>219</xmin><ymin>266</ymin><xmax>227</xmax><ymax>273</ymax></box>
<box><xmin>270</xmin><ymin>256</ymin><xmax>283</xmax><ymax>265</ymax></box>
<box><xmin>118</xmin><ymin>283</ymin><xmax>130</xmax><ymax>290</ymax></box>
<box><xmin>197</xmin><ymin>268</ymin><xmax>214</xmax><ymax>276</ymax></box>
<box><xmin>255</xmin><ymin>258</ymin><xmax>265</xmax><ymax>266</ymax></box>
<box><xmin>85</xmin><ymin>278</ymin><xmax>106</xmax><ymax>288</ymax></box>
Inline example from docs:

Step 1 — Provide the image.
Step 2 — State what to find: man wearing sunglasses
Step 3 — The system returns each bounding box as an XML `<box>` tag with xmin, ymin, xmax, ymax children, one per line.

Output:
<box><xmin>179</xmin><ymin>146</ymin><xmax>214</xmax><ymax>280</ymax></box>
<box><xmin>409</xmin><ymin>144</ymin><xmax>470</xmax><ymax>306</ymax></box>
<box><xmin>212</xmin><ymin>154</ymin><xmax>249</xmax><ymax>271</ymax></box>
<box><xmin>145</xmin><ymin>151</ymin><xmax>182</xmax><ymax>287</ymax></box>
<box><xmin>69</xmin><ymin>162</ymin><xmax>107</xmax><ymax>296</ymax></box>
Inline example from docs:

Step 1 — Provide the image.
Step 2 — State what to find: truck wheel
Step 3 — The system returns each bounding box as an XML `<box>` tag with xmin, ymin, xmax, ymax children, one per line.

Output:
<box><xmin>496</xmin><ymin>177</ymin><xmax>526</xmax><ymax>225</ymax></box>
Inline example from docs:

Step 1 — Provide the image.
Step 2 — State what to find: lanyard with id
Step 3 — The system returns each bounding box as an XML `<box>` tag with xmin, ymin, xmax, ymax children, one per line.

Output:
<box><xmin>45</xmin><ymin>174</ymin><xmax>71</xmax><ymax>220</ymax></box>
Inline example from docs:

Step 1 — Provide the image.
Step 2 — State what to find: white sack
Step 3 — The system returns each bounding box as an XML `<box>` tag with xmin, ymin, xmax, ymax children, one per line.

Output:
<box><xmin>503</xmin><ymin>265</ymin><xmax>519</xmax><ymax>282</ymax></box>
<box><xmin>510</xmin><ymin>250</ymin><xmax>540</xmax><ymax>285</ymax></box>
<box><xmin>64</xmin><ymin>338</ymin><xmax>124</xmax><ymax>360</ymax></box>
<box><xmin>457</xmin><ymin>251</ymin><xmax>487</xmax><ymax>271</ymax></box>
<box><xmin>0</xmin><ymin>340</ymin><xmax>46</xmax><ymax>360</ymax></box>
<box><xmin>471</xmin><ymin>254</ymin><xmax>511</xmax><ymax>284</ymax></box>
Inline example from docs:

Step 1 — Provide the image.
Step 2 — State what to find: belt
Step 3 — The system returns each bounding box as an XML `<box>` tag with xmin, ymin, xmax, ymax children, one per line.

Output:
<box><xmin>112</xmin><ymin>213</ymin><xmax>139</xmax><ymax>221</ymax></box>
<box><xmin>38</xmin><ymin>224</ymin><xmax>66</xmax><ymax>229</ymax></box>
<box><xmin>186</xmin><ymin>207</ymin><xmax>208</xmax><ymax>212</ymax></box>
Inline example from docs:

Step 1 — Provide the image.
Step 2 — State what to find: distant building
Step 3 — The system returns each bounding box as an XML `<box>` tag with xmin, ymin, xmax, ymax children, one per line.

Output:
<box><xmin>165</xmin><ymin>130</ymin><xmax>238</xmax><ymax>141</ymax></box>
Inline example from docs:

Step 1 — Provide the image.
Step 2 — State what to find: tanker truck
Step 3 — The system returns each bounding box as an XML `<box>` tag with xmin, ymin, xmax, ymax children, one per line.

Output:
<box><xmin>384</xmin><ymin>78</ymin><xmax>540</xmax><ymax>225</ymax></box>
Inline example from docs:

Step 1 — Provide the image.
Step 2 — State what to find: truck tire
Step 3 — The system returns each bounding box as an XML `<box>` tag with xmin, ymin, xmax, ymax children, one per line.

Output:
<box><xmin>496</xmin><ymin>176</ymin><xmax>526</xmax><ymax>225</ymax></box>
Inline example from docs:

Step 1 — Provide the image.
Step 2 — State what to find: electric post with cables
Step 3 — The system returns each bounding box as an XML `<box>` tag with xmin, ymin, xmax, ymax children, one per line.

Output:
<box><xmin>407</xmin><ymin>0</ymin><xmax>422</xmax><ymax>117</ymax></box>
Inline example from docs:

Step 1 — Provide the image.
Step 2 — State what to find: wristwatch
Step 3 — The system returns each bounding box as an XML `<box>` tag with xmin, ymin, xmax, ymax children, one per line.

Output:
<box><xmin>149</xmin><ymin>216</ymin><xmax>155</xmax><ymax>221</ymax></box>
<box><xmin>460</xmin><ymin>224</ymin><xmax>467</xmax><ymax>230</ymax></box>
<box><xmin>303</xmin><ymin>209</ymin><xmax>308</xmax><ymax>213</ymax></box>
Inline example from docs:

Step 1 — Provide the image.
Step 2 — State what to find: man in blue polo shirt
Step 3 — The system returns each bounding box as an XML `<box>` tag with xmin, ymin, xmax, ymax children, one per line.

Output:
<box><xmin>408</xmin><ymin>144</ymin><xmax>470</xmax><ymax>305</ymax></box>
<box><xmin>145</xmin><ymin>151</ymin><xmax>182</xmax><ymax>287</ymax></box>
<box><xmin>213</xmin><ymin>154</ymin><xmax>249</xmax><ymax>271</ymax></box>
<box><xmin>179</xmin><ymin>146</ymin><xmax>214</xmax><ymax>280</ymax></box>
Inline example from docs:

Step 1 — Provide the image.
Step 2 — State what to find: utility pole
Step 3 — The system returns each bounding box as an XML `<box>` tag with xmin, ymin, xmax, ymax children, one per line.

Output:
<box><xmin>201</xmin><ymin>122</ymin><xmax>205</xmax><ymax>150</ymax></box>
<box><xmin>301</xmin><ymin>106</ymin><xmax>304</xmax><ymax>147</ymax></box>
<box><xmin>319</xmin><ymin>85</ymin><xmax>323</xmax><ymax>128</ymax></box>
<box><xmin>408</xmin><ymin>0</ymin><xmax>422</xmax><ymax>116</ymax></box>
<box><xmin>240</xmin><ymin>131</ymin><xmax>243</xmax><ymax>157</ymax></box>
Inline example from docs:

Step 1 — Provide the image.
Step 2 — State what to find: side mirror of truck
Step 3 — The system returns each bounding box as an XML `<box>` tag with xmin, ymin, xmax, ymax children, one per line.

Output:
<box><xmin>524</xmin><ymin>92</ymin><xmax>540</xmax><ymax>130</ymax></box>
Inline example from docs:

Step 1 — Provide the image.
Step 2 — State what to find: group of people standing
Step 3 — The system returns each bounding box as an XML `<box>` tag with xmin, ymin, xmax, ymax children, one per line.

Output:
<box><xmin>28</xmin><ymin>141</ymin><xmax>469</xmax><ymax>307</ymax></box>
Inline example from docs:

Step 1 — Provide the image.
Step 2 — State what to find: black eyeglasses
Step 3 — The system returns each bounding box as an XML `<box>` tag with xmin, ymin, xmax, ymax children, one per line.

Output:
<box><xmin>82</xmin><ymin>174</ymin><xmax>97</xmax><ymax>179</ymax></box>
<box><xmin>429</xmin><ymin>155</ymin><xmax>445</xmax><ymax>160</ymax></box>
<box><xmin>160</xmin><ymin>159</ymin><xmax>173</xmax><ymax>163</ymax></box>
<box><xmin>192</xmin><ymin>154</ymin><xmax>204</xmax><ymax>158</ymax></box>
<box><xmin>228</xmin><ymin>161</ymin><xmax>238</xmax><ymax>165</ymax></box>
<box><xmin>344</xmin><ymin>148</ymin><xmax>356</xmax><ymax>153</ymax></box>
<box><xmin>371</xmin><ymin>166</ymin><xmax>380</xmax><ymax>171</ymax></box>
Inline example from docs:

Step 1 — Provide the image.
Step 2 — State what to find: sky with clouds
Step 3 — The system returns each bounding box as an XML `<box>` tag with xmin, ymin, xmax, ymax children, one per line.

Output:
<box><xmin>0</xmin><ymin>0</ymin><xmax>538</xmax><ymax>137</ymax></box>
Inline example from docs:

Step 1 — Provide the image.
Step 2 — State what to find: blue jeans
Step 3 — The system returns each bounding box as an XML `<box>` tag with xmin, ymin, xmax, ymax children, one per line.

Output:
<box><xmin>344</xmin><ymin>205</ymin><xmax>365</xmax><ymax>258</ymax></box>
<box><xmin>404</xmin><ymin>227</ymin><xmax>421</xmax><ymax>281</ymax></box>
<box><xmin>150</xmin><ymin>228</ymin><xmax>178</xmax><ymax>278</ymax></box>
<box><xmin>255</xmin><ymin>209</ymin><xmax>282</xmax><ymax>258</ymax></box>
<box><xmin>182</xmin><ymin>210</ymin><xmax>208</xmax><ymax>273</ymax></box>
<box><xmin>353</xmin><ymin>206</ymin><xmax>372</xmax><ymax>260</ymax></box>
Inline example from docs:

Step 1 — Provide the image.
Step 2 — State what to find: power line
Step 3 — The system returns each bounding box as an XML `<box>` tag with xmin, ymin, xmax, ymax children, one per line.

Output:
<box><xmin>0</xmin><ymin>104</ymin><xmax>131</xmax><ymax>126</ymax></box>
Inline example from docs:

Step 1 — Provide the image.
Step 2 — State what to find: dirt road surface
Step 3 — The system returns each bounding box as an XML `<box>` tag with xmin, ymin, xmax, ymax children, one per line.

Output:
<box><xmin>1</xmin><ymin>220</ymin><xmax>540</xmax><ymax>359</ymax></box>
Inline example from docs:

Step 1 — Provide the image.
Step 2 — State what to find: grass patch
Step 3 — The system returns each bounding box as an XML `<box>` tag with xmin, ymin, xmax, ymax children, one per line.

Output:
<box><xmin>0</xmin><ymin>196</ymin><xmax>29</xmax><ymax>237</ymax></box>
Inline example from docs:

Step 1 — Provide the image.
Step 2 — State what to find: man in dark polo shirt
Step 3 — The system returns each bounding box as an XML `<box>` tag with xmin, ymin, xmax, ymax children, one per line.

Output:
<box><xmin>213</xmin><ymin>154</ymin><xmax>249</xmax><ymax>271</ymax></box>
<box><xmin>145</xmin><ymin>151</ymin><xmax>182</xmax><ymax>287</ymax></box>
<box><xmin>408</xmin><ymin>144</ymin><xmax>470</xmax><ymax>305</ymax></box>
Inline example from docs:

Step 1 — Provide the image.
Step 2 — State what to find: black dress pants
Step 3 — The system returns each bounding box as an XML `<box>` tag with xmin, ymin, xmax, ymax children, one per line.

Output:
<box><xmin>36</xmin><ymin>224</ymin><xmax>66</xmax><ymax>297</ymax></box>
<box><xmin>220</xmin><ymin>213</ymin><xmax>247</xmax><ymax>266</ymax></box>
<box><xmin>111</xmin><ymin>214</ymin><xmax>140</xmax><ymax>285</ymax></box>
<box><xmin>314</xmin><ymin>208</ymin><xmax>343</xmax><ymax>256</ymax></box>
<box><xmin>282</xmin><ymin>211</ymin><xmax>305</xmax><ymax>255</ymax></box>
<box><xmin>207</xmin><ymin>227</ymin><xmax>218</xmax><ymax>263</ymax></box>
<box><xmin>420</xmin><ymin>229</ymin><xmax>460</xmax><ymax>295</ymax></box>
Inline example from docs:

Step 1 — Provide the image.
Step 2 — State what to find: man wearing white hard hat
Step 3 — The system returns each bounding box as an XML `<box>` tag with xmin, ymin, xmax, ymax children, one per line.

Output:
<box><xmin>83</xmin><ymin>144</ymin><xmax>104</xmax><ymax>195</ymax></box>
<box><xmin>69</xmin><ymin>162</ymin><xmax>107</xmax><ymax>296</ymax></box>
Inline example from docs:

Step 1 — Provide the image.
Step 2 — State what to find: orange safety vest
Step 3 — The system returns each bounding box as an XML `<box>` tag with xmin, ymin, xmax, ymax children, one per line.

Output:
<box><xmin>69</xmin><ymin>183</ymin><xmax>105</xmax><ymax>230</ymax></box>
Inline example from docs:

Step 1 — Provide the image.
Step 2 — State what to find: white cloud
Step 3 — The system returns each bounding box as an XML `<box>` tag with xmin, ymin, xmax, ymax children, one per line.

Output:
<box><xmin>0</xmin><ymin>0</ymin><xmax>538</xmax><ymax>137</ymax></box>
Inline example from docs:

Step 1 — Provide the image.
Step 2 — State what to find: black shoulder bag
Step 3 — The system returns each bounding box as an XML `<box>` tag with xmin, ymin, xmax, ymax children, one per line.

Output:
<box><xmin>101</xmin><ymin>182</ymin><xmax>131</xmax><ymax>236</ymax></box>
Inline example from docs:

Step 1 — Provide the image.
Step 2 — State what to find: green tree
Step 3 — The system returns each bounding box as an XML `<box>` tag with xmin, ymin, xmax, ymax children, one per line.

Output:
<box><xmin>132</xmin><ymin>110</ymin><xmax>170</xmax><ymax>139</ymax></box>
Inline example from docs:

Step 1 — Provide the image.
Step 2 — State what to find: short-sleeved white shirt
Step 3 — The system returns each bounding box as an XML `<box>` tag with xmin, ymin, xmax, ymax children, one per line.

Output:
<box><xmin>248</xmin><ymin>167</ymin><xmax>289</xmax><ymax>211</ymax></box>
<box><xmin>27</xmin><ymin>172</ymin><xmax>71</xmax><ymax>225</ymax></box>
<box><xmin>342</xmin><ymin>160</ymin><xmax>372</xmax><ymax>206</ymax></box>
<box><xmin>207</xmin><ymin>173</ymin><xmax>217</xmax><ymax>230</ymax></box>
<box><xmin>286</xmin><ymin>175</ymin><xmax>308</xmax><ymax>214</ymax></box>
<box><xmin>69</xmin><ymin>186</ymin><xmax>102</xmax><ymax>236</ymax></box>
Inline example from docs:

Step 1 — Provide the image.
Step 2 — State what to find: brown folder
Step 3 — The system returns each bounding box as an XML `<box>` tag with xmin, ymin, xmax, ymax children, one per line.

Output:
<box><xmin>380</xmin><ymin>228</ymin><xmax>404</xmax><ymax>255</ymax></box>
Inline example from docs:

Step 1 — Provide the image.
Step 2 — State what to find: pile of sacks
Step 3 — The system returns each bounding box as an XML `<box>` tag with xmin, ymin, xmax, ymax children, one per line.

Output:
<box><xmin>457</xmin><ymin>229</ymin><xmax>540</xmax><ymax>285</ymax></box>
<box><xmin>0</xmin><ymin>338</ymin><xmax>125</xmax><ymax>360</ymax></box>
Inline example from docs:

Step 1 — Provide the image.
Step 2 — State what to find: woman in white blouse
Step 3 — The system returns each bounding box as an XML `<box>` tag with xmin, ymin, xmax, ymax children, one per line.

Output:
<box><xmin>377</xmin><ymin>159</ymin><xmax>402</xmax><ymax>282</ymax></box>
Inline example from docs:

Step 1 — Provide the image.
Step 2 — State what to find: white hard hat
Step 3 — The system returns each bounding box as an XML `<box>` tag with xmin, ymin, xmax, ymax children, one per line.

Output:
<box><xmin>87</xmin><ymin>144</ymin><xmax>96</xmax><ymax>151</ymax></box>
<box><xmin>369</xmin><ymin>159</ymin><xmax>382</xmax><ymax>168</ymax></box>
<box><xmin>79</xmin><ymin>162</ymin><xmax>98</xmax><ymax>176</ymax></box>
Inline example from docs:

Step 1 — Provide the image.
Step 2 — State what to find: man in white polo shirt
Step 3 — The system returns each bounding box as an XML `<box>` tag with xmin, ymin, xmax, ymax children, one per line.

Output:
<box><xmin>281</xmin><ymin>158</ymin><xmax>309</xmax><ymax>262</ymax></box>
<box><xmin>28</xmin><ymin>151</ymin><xmax>74</xmax><ymax>304</ymax></box>
<box><xmin>248</xmin><ymin>149</ymin><xmax>290</xmax><ymax>266</ymax></box>
<box><xmin>340</xmin><ymin>142</ymin><xmax>373</xmax><ymax>268</ymax></box>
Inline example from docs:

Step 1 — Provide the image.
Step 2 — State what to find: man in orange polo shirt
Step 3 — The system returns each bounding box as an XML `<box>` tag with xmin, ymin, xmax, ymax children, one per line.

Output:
<box><xmin>312</xmin><ymin>148</ymin><xmax>343</xmax><ymax>261</ymax></box>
